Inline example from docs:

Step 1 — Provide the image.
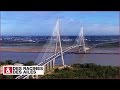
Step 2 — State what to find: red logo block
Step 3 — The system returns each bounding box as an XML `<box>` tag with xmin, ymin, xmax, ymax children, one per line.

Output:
<box><xmin>3</xmin><ymin>67</ymin><xmax>13</xmax><ymax>75</ymax></box>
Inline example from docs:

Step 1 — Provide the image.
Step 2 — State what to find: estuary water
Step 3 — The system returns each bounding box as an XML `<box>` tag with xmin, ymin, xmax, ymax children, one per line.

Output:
<box><xmin>0</xmin><ymin>48</ymin><xmax>120</xmax><ymax>66</ymax></box>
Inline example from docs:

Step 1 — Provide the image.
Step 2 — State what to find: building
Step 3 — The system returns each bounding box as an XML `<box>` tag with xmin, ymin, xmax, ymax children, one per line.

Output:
<box><xmin>14</xmin><ymin>63</ymin><xmax>24</xmax><ymax>66</ymax></box>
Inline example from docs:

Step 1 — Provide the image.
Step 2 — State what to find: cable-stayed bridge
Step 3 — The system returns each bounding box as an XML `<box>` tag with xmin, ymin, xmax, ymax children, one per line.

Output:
<box><xmin>15</xmin><ymin>18</ymin><xmax>117</xmax><ymax>79</ymax></box>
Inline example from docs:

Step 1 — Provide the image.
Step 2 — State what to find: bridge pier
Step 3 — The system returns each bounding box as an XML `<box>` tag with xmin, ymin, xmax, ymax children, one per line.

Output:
<box><xmin>49</xmin><ymin>61</ymin><xmax>55</xmax><ymax>71</ymax></box>
<box><xmin>78</xmin><ymin>46</ymin><xmax>82</xmax><ymax>53</ymax></box>
<box><xmin>46</xmin><ymin>62</ymin><xmax>51</xmax><ymax>72</ymax></box>
<box><xmin>48</xmin><ymin>62</ymin><xmax>51</xmax><ymax>70</ymax></box>
<box><xmin>44</xmin><ymin>61</ymin><xmax>54</xmax><ymax>74</ymax></box>
<box><xmin>50</xmin><ymin>60</ymin><xmax>54</xmax><ymax>69</ymax></box>
<box><xmin>44</xmin><ymin>64</ymin><xmax>47</xmax><ymax>73</ymax></box>
<box><xmin>46</xmin><ymin>63</ymin><xmax>49</xmax><ymax>72</ymax></box>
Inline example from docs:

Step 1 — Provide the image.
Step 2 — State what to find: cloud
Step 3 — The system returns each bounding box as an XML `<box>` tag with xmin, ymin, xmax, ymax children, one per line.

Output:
<box><xmin>83</xmin><ymin>23</ymin><xmax>119</xmax><ymax>35</ymax></box>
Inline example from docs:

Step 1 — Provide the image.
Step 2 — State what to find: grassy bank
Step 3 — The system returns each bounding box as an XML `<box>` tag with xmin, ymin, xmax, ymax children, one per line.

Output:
<box><xmin>1</xmin><ymin>61</ymin><xmax>120</xmax><ymax>79</ymax></box>
<box><xmin>95</xmin><ymin>42</ymin><xmax>119</xmax><ymax>48</ymax></box>
<box><xmin>41</xmin><ymin>63</ymin><xmax>120</xmax><ymax>79</ymax></box>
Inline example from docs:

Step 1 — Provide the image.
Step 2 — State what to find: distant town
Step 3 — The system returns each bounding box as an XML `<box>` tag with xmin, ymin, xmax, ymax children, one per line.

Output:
<box><xmin>0</xmin><ymin>35</ymin><xmax>119</xmax><ymax>45</ymax></box>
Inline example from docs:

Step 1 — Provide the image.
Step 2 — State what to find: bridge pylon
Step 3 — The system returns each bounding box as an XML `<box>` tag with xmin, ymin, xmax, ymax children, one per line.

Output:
<box><xmin>53</xmin><ymin>18</ymin><xmax>65</xmax><ymax>67</ymax></box>
<box><xmin>78</xmin><ymin>26</ymin><xmax>86</xmax><ymax>53</ymax></box>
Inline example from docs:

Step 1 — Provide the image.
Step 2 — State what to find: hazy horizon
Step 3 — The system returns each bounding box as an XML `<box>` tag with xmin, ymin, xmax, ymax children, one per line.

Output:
<box><xmin>1</xmin><ymin>34</ymin><xmax>119</xmax><ymax>36</ymax></box>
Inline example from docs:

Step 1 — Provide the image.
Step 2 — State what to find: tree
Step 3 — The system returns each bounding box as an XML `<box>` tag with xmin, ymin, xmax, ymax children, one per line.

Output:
<box><xmin>63</xmin><ymin>67</ymin><xmax>71</xmax><ymax>71</ymax></box>
<box><xmin>54</xmin><ymin>68</ymin><xmax>59</xmax><ymax>73</ymax></box>
<box><xmin>14</xmin><ymin>60</ymin><xmax>20</xmax><ymax>63</ymax></box>
<box><xmin>0</xmin><ymin>74</ymin><xmax>3</xmax><ymax>79</ymax></box>
<box><xmin>119</xmin><ymin>67</ymin><xmax>120</xmax><ymax>78</ymax></box>
<box><xmin>38</xmin><ymin>63</ymin><xmax>119</xmax><ymax>79</ymax></box>
<box><xmin>24</xmin><ymin>61</ymin><xmax>35</xmax><ymax>66</ymax></box>
<box><xmin>5</xmin><ymin>75</ymin><xmax>13</xmax><ymax>79</ymax></box>
<box><xmin>0</xmin><ymin>61</ymin><xmax>5</xmax><ymax>65</ymax></box>
<box><xmin>5</xmin><ymin>60</ymin><xmax>13</xmax><ymax>65</ymax></box>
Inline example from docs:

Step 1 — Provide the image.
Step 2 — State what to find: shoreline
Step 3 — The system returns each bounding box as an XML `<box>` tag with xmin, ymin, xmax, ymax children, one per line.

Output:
<box><xmin>0</xmin><ymin>46</ymin><xmax>119</xmax><ymax>54</ymax></box>
<box><xmin>0</xmin><ymin>46</ymin><xmax>69</xmax><ymax>53</ymax></box>
<box><xmin>0</xmin><ymin>47</ymin><xmax>119</xmax><ymax>54</ymax></box>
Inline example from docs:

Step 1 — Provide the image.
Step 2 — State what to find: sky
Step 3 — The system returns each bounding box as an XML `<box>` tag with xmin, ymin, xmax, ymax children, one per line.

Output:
<box><xmin>0</xmin><ymin>11</ymin><xmax>119</xmax><ymax>36</ymax></box>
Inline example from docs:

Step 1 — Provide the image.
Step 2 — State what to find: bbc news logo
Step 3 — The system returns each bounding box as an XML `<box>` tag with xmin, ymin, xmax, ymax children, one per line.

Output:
<box><xmin>3</xmin><ymin>66</ymin><xmax>44</xmax><ymax>75</ymax></box>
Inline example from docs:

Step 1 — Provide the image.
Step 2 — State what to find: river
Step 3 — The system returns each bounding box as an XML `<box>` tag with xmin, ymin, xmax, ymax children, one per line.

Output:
<box><xmin>0</xmin><ymin>48</ymin><xmax>120</xmax><ymax>66</ymax></box>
